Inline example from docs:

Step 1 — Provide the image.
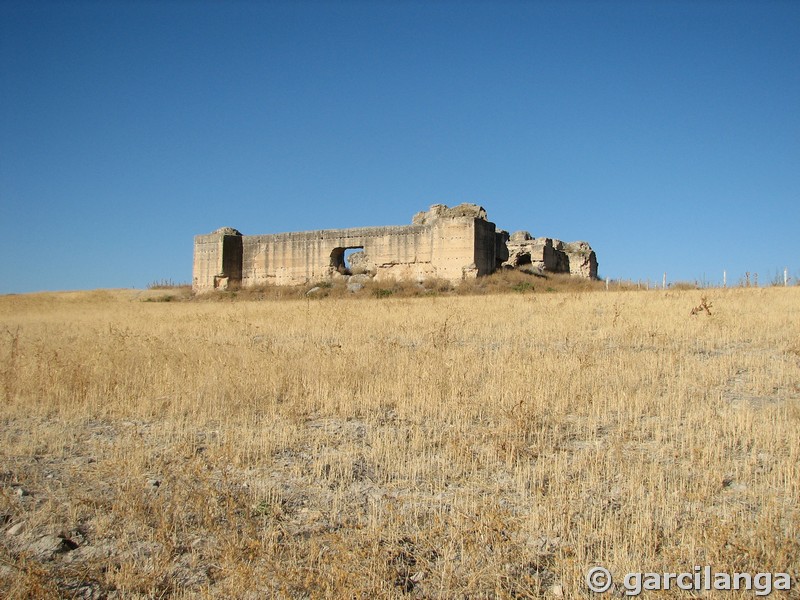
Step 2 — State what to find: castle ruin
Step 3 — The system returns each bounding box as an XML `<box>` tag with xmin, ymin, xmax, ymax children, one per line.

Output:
<box><xmin>192</xmin><ymin>204</ymin><xmax>598</xmax><ymax>293</ymax></box>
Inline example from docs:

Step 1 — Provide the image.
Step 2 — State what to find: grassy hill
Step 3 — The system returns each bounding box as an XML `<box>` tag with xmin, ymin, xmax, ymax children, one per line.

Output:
<box><xmin>1</xmin><ymin>286</ymin><xmax>798</xmax><ymax>598</ymax></box>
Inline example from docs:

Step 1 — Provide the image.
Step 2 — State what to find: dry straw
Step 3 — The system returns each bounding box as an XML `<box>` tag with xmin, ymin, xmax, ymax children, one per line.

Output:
<box><xmin>1</xmin><ymin>285</ymin><xmax>798</xmax><ymax>598</ymax></box>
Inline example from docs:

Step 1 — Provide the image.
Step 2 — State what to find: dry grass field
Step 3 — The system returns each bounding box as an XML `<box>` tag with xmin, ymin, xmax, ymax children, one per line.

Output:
<box><xmin>1</xmin><ymin>283</ymin><xmax>798</xmax><ymax>598</ymax></box>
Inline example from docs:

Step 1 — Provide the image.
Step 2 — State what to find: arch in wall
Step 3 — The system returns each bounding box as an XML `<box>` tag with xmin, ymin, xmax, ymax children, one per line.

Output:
<box><xmin>330</xmin><ymin>246</ymin><xmax>365</xmax><ymax>275</ymax></box>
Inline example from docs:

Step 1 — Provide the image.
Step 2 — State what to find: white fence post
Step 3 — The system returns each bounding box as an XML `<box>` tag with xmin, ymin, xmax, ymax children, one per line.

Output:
<box><xmin>723</xmin><ymin>270</ymin><xmax>726</xmax><ymax>288</ymax></box>
<box><xmin>785</xmin><ymin>268</ymin><xmax>789</xmax><ymax>287</ymax></box>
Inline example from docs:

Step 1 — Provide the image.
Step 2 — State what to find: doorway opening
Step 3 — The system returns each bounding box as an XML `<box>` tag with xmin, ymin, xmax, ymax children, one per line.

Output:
<box><xmin>330</xmin><ymin>246</ymin><xmax>364</xmax><ymax>275</ymax></box>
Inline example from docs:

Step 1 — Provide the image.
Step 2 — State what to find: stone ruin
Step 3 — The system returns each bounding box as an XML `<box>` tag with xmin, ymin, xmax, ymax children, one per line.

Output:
<box><xmin>192</xmin><ymin>204</ymin><xmax>598</xmax><ymax>292</ymax></box>
<box><xmin>503</xmin><ymin>231</ymin><xmax>597</xmax><ymax>279</ymax></box>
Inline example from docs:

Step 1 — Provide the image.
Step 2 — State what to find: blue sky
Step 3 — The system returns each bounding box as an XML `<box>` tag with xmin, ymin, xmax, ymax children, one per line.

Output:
<box><xmin>1</xmin><ymin>0</ymin><xmax>798</xmax><ymax>293</ymax></box>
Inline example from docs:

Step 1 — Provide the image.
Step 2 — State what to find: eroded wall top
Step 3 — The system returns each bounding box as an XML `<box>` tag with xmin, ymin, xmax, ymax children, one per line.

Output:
<box><xmin>412</xmin><ymin>203</ymin><xmax>487</xmax><ymax>225</ymax></box>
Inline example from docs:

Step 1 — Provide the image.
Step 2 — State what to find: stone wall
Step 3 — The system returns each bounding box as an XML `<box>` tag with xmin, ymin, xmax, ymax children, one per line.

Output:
<box><xmin>504</xmin><ymin>231</ymin><xmax>598</xmax><ymax>279</ymax></box>
<box><xmin>192</xmin><ymin>204</ymin><xmax>598</xmax><ymax>292</ymax></box>
<box><xmin>192</xmin><ymin>227</ymin><xmax>243</xmax><ymax>293</ymax></box>
<box><xmin>241</xmin><ymin>224</ymin><xmax>439</xmax><ymax>287</ymax></box>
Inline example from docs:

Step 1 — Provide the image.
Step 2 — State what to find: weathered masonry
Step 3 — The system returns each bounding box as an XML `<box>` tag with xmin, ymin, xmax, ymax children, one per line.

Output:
<box><xmin>192</xmin><ymin>204</ymin><xmax>598</xmax><ymax>292</ymax></box>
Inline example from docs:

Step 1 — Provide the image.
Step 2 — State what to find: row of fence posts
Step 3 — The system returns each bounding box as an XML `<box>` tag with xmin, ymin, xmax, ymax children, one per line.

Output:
<box><xmin>605</xmin><ymin>268</ymin><xmax>790</xmax><ymax>290</ymax></box>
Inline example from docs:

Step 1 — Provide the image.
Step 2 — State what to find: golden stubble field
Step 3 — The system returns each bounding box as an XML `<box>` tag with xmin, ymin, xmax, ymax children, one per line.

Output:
<box><xmin>1</xmin><ymin>286</ymin><xmax>798</xmax><ymax>599</ymax></box>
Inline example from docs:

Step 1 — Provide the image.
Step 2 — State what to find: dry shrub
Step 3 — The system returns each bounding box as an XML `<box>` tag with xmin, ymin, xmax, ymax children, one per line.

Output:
<box><xmin>690</xmin><ymin>296</ymin><xmax>713</xmax><ymax>316</ymax></box>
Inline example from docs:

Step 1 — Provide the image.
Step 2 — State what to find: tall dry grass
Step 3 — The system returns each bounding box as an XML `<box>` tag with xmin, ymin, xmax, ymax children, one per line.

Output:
<box><xmin>0</xmin><ymin>287</ymin><xmax>798</xmax><ymax>598</ymax></box>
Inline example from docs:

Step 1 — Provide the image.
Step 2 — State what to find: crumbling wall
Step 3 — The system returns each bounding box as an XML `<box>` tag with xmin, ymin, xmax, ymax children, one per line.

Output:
<box><xmin>192</xmin><ymin>204</ymin><xmax>598</xmax><ymax>293</ymax></box>
<box><xmin>559</xmin><ymin>241</ymin><xmax>598</xmax><ymax>279</ymax></box>
<box><xmin>412</xmin><ymin>203</ymin><xmax>487</xmax><ymax>224</ymax></box>
<box><xmin>505</xmin><ymin>232</ymin><xmax>558</xmax><ymax>272</ymax></box>
<box><xmin>346</xmin><ymin>250</ymin><xmax>374</xmax><ymax>275</ymax></box>
<box><xmin>192</xmin><ymin>227</ymin><xmax>243</xmax><ymax>292</ymax></box>
<box><xmin>472</xmin><ymin>218</ymin><xmax>499</xmax><ymax>276</ymax></box>
<box><xmin>504</xmin><ymin>231</ymin><xmax>598</xmax><ymax>279</ymax></box>
<box><xmin>240</xmin><ymin>224</ymin><xmax>441</xmax><ymax>287</ymax></box>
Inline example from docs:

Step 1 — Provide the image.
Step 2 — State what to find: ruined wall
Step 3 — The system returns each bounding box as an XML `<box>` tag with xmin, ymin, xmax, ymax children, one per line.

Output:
<box><xmin>558</xmin><ymin>241</ymin><xmax>598</xmax><ymax>279</ymax></box>
<box><xmin>473</xmin><ymin>218</ymin><xmax>500</xmax><ymax>276</ymax></box>
<box><xmin>504</xmin><ymin>231</ymin><xmax>598</xmax><ymax>279</ymax></box>
<box><xmin>193</xmin><ymin>205</ymin><xmax>495</xmax><ymax>291</ymax></box>
<box><xmin>192</xmin><ymin>228</ymin><xmax>242</xmax><ymax>293</ymax></box>
<box><xmin>241</xmin><ymin>224</ymin><xmax>439</xmax><ymax>287</ymax></box>
<box><xmin>192</xmin><ymin>204</ymin><xmax>599</xmax><ymax>293</ymax></box>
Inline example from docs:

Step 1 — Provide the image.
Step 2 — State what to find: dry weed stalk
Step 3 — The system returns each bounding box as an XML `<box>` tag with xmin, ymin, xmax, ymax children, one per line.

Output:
<box><xmin>690</xmin><ymin>296</ymin><xmax>713</xmax><ymax>316</ymax></box>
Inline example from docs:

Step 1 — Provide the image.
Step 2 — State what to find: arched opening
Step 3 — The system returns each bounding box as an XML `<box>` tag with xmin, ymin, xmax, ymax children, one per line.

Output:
<box><xmin>330</xmin><ymin>246</ymin><xmax>364</xmax><ymax>275</ymax></box>
<box><xmin>344</xmin><ymin>248</ymin><xmax>362</xmax><ymax>271</ymax></box>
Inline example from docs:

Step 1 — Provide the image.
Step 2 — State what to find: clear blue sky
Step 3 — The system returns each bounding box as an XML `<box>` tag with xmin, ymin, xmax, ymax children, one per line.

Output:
<box><xmin>2</xmin><ymin>0</ymin><xmax>798</xmax><ymax>293</ymax></box>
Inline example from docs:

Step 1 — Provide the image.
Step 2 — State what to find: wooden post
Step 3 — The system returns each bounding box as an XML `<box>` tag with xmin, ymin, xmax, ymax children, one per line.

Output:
<box><xmin>663</xmin><ymin>272</ymin><xmax>667</xmax><ymax>289</ymax></box>
<box><xmin>605</xmin><ymin>277</ymin><xmax>609</xmax><ymax>291</ymax></box>
<box><xmin>723</xmin><ymin>270</ymin><xmax>726</xmax><ymax>288</ymax></box>
<box><xmin>785</xmin><ymin>268</ymin><xmax>788</xmax><ymax>287</ymax></box>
